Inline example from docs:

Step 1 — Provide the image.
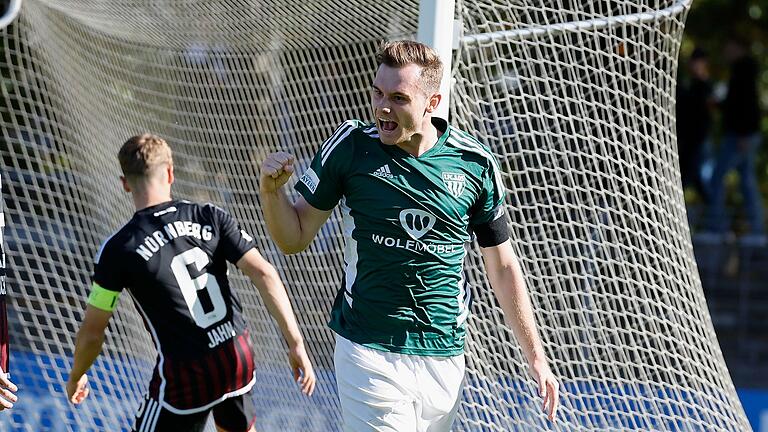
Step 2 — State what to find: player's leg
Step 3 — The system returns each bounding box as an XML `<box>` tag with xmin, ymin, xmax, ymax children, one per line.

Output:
<box><xmin>416</xmin><ymin>354</ymin><xmax>465</xmax><ymax>432</ymax></box>
<box><xmin>212</xmin><ymin>391</ymin><xmax>257</xmax><ymax>432</ymax></box>
<box><xmin>132</xmin><ymin>393</ymin><xmax>210</xmax><ymax>432</ymax></box>
<box><xmin>334</xmin><ymin>334</ymin><xmax>419</xmax><ymax>432</ymax></box>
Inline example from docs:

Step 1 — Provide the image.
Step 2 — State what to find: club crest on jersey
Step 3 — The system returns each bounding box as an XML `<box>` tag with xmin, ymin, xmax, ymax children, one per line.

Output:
<box><xmin>442</xmin><ymin>172</ymin><xmax>466</xmax><ymax>197</ymax></box>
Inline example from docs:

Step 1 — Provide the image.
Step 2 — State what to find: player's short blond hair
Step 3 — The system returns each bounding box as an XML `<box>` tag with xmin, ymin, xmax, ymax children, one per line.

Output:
<box><xmin>375</xmin><ymin>40</ymin><xmax>443</xmax><ymax>94</ymax></box>
<box><xmin>118</xmin><ymin>134</ymin><xmax>173</xmax><ymax>183</ymax></box>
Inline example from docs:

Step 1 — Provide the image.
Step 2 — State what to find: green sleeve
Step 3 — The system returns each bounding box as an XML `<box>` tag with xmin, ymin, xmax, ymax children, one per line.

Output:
<box><xmin>294</xmin><ymin>120</ymin><xmax>358</xmax><ymax>210</ymax></box>
<box><xmin>470</xmin><ymin>154</ymin><xmax>506</xmax><ymax>226</ymax></box>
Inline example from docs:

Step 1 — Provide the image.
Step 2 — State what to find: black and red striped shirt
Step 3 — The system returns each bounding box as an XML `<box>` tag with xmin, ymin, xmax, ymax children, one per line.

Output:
<box><xmin>0</xmin><ymin>294</ymin><xmax>6</xmax><ymax>374</ymax></box>
<box><xmin>0</xmin><ymin>178</ymin><xmax>8</xmax><ymax>373</ymax></box>
<box><xmin>147</xmin><ymin>331</ymin><xmax>255</xmax><ymax>412</ymax></box>
<box><xmin>0</xmin><ymin>275</ymin><xmax>7</xmax><ymax>374</ymax></box>
<box><xmin>93</xmin><ymin>200</ymin><xmax>257</xmax><ymax>412</ymax></box>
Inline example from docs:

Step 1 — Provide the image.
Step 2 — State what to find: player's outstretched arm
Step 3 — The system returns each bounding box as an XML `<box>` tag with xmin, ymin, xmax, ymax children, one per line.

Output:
<box><xmin>236</xmin><ymin>249</ymin><xmax>316</xmax><ymax>396</ymax></box>
<box><xmin>480</xmin><ymin>240</ymin><xmax>559</xmax><ymax>421</ymax></box>
<box><xmin>0</xmin><ymin>366</ymin><xmax>18</xmax><ymax>410</ymax></box>
<box><xmin>259</xmin><ymin>152</ymin><xmax>332</xmax><ymax>254</ymax></box>
<box><xmin>66</xmin><ymin>305</ymin><xmax>112</xmax><ymax>405</ymax></box>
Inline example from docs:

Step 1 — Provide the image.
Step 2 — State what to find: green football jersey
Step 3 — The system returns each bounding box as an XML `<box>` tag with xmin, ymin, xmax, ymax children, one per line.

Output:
<box><xmin>295</xmin><ymin>118</ymin><xmax>505</xmax><ymax>356</ymax></box>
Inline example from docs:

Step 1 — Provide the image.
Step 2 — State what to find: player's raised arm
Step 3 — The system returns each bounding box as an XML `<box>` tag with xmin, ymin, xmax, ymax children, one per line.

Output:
<box><xmin>236</xmin><ymin>249</ymin><xmax>316</xmax><ymax>396</ymax></box>
<box><xmin>66</xmin><ymin>305</ymin><xmax>113</xmax><ymax>405</ymax></box>
<box><xmin>480</xmin><ymin>241</ymin><xmax>559</xmax><ymax>421</ymax></box>
<box><xmin>259</xmin><ymin>152</ymin><xmax>332</xmax><ymax>254</ymax></box>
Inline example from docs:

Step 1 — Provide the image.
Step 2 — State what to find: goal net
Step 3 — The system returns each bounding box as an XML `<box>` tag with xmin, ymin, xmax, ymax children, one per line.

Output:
<box><xmin>0</xmin><ymin>0</ymin><xmax>750</xmax><ymax>430</ymax></box>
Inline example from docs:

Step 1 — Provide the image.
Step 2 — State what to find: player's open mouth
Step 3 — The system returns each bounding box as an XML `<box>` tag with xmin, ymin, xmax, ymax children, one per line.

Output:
<box><xmin>378</xmin><ymin>119</ymin><xmax>398</xmax><ymax>132</ymax></box>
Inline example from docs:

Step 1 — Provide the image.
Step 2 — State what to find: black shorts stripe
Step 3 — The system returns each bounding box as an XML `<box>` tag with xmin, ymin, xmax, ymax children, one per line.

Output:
<box><xmin>136</xmin><ymin>398</ymin><xmax>160</xmax><ymax>432</ymax></box>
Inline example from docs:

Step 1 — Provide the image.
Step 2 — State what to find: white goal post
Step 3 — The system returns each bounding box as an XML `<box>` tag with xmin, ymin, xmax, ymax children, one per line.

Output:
<box><xmin>0</xmin><ymin>0</ymin><xmax>751</xmax><ymax>431</ymax></box>
<box><xmin>0</xmin><ymin>0</ymin><xmax>22</xmax><ymax>29</ymax></box>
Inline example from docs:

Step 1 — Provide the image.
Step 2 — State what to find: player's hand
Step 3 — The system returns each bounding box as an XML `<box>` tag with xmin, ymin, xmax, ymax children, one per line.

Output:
<box><xmin>0</xmin><ymin>368</ymin><xmax>18</xmax><ymax>410</ymax></box>
<box><xmin>66</xmin><ymin>374</ymin><xmax>90</xmax><ymax>405</ymax></box>
<box><xmin>531</xmin><ymin>359</ymin><xmax>559</xmax><ymax>421</ymax></box>
<box><xmin>260</xmin><ymin>152</ymin><xmax>296</xmax><ymax>193</ymax></box>
<box><xmin>288</xmin><ymin>342</ymin><xmax>316</xmax><ymax>397</ymax></box>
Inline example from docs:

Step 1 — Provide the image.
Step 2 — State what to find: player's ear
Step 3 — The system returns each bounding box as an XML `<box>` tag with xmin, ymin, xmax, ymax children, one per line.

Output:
<box><xmin>167</xmin><ymin>164</ymin><xmax>175</xmax><ymax>185</ymax></box>
<box><xmin>425</xmin><ymin>92</ymin><xmax>441</xmax><ymax>114</ymax></box>
<box><xmin>120</xmin><ymin>176</ymin><xmax>131</xmax><ymax>193</ymax></box>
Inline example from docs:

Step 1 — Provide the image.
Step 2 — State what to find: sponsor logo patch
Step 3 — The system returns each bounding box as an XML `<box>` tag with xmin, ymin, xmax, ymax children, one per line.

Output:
<box><xmin>399</xmin><ymin>209</ymin><xmax>436</xmax><ymax>240</ymax></box>
<box><xmin>300</xmin><ymin>168</ymin><xmax>320</xmax><ymax>193</ymax></box>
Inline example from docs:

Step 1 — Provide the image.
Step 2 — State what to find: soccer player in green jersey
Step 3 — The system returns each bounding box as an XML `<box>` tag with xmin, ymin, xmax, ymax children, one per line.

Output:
<box><xmin>260</xmin><ymin>40</ymin><xmax>559</xmax><ymax>431</ymax></box>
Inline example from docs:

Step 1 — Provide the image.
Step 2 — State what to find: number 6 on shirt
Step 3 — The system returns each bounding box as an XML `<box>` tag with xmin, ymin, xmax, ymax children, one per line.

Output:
<box><xmin>170</xmin><ymin>247</ymin><xmax>226</xmax><ymax>328</ymax></box>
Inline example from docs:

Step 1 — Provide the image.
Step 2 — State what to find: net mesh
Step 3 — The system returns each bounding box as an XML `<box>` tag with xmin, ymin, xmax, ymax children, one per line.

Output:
<box><xmin>0</xmin><ymin>0</ymin><xmax>751</xmax><ymax>430</ymax></box>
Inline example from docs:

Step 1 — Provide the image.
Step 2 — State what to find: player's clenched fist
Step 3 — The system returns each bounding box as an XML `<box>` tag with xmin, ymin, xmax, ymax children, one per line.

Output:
<box><xmin>260</xmin><ymin>152</ymin><xmax>296</xmax><ymax>193</ymax></box>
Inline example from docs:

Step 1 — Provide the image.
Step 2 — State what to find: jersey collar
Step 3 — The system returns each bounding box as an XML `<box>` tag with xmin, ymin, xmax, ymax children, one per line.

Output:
<box><xmin>387</xmin><ymin>117</ymin><xmax>451</xmax><ymax>159</ymax></box>
<box><xmin>135</xmin><ymin>199</ymin><xmax>177</xmax><ymax>215</ymax></box>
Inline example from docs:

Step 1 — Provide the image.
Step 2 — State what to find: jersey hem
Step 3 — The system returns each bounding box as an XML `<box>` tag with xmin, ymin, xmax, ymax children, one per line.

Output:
<box><xmin>331</xmin><ymin>329</ymin><xmax>464</xmax><ymax>358</ymax></box>
<box><xmin>159</xmin><ymin>371</ymin><xmax>256</xmax><ymax>414</ymax></box>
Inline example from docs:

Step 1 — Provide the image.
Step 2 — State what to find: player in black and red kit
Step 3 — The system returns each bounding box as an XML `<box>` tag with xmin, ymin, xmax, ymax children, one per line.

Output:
<box><xmin>66</xmin><ymin>135</ymin><xmax>315</xmax><ymax>431</ymax></box>
<box><xmin>0</xmin><ymin>174</ymin><xmax>18</xmax><ymax>411</ymax></box>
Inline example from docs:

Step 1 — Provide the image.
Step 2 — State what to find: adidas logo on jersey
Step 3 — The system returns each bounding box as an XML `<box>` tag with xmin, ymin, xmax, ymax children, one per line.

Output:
<box><xmin>372</xmin><ymin>164</ymin><xmax>393</xmax><ymax>179</ymax></box>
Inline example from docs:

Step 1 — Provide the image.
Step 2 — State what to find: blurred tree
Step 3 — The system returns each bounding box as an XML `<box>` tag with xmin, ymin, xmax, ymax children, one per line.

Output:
<box><xmin>680</xmin><ymin>0</ymin><xmax>768</xmax><ymax>231</ymax></box>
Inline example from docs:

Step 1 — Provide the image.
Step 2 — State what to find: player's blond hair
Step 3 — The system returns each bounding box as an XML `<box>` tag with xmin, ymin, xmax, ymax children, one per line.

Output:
<box><xmin>118</xmin><ymin>134</ymin><xmax>173</xmax><ymax>184</ymax></box>
<box><xmin>375</xmin><ymin>40</ymin><xmax>443</xmax><ymax>94</ymax></box>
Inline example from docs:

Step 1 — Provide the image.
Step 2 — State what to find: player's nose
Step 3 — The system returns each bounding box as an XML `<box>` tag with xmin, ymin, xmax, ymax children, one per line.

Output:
<box><xmin>373</xmin><ymin>98</ymin><xmax>390</xmax><ymax>115</ymax></box>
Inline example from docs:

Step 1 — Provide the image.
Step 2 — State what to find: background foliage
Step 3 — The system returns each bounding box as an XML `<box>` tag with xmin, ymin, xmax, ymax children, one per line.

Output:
<box><xmin>681</xmin><ymin>0</ymin><xmax>768</xmax><ymax>222</ymax></box>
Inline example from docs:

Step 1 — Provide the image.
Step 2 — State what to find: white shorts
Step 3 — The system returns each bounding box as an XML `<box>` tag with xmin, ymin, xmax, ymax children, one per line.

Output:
<box><xmin>334</xmin><ymin>334</ymin><xmax>465</xmax><ymax>432</ymax></box>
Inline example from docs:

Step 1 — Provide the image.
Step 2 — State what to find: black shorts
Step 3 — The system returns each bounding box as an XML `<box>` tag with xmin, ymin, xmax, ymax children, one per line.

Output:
<box><xmin>132</xmin><ymin>390</ymin><xmax>256</xmax><ymax>432</ymax></box>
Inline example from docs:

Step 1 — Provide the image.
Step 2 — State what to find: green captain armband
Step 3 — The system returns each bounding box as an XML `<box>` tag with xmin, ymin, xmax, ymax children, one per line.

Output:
<box><xmin>87</xmin><ymin>283</ymin><xmax>120</xmax><ymax>312</ymax></box>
